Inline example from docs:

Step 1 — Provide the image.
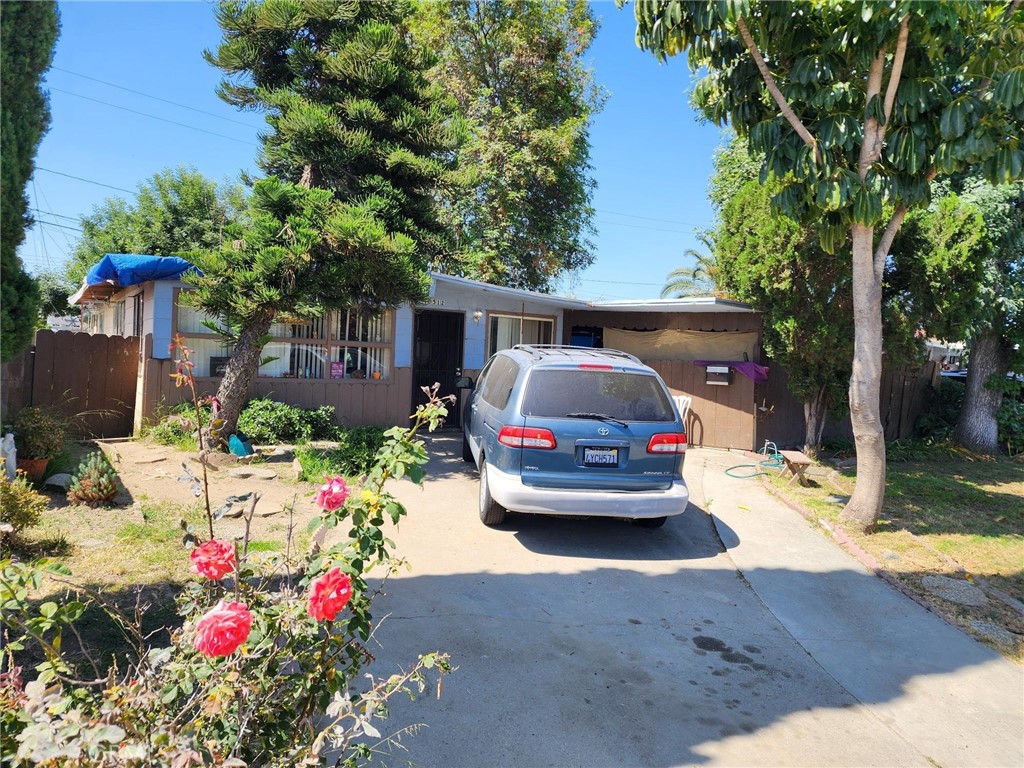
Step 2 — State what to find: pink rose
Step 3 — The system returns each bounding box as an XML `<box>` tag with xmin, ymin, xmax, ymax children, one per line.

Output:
<box><xmin>194</xmin><ymin>600</ymin><xmax>252</xmax><ymax>658</ymax></box>
<box><xmin>314</xmin><ymin>476</ymin><xmax>350</xmax><ymax>512</ymax></box>
<box><xmin>190</xmin><ymin>539</ymin><xmax>236</xmax><ymax>580</ymax></box>
<box><xmin>307</xmin><ymin>567</ymin><xmax>353</xmax><ymax>622</ymax></box>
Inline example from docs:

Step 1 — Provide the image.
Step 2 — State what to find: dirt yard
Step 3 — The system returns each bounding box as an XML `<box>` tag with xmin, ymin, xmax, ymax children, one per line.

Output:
<box><xmin>94</xmin><ymin>438</ymin><xmax>323</xmax><ymax>542</ymax></box>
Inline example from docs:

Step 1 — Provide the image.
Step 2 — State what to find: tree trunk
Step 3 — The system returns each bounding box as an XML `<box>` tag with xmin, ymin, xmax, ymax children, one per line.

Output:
<box><xmin>216</xmin><ymin>315</ymin><xmax>274</xmax><ymax>441</ymax></box>
<box><xmin>803</xmin><ymin>386</ymin><xmax>828</xmax><ymax>458</ymax></box>
<box><xmin>954</xmin><ymin>330</ymin><xmax>1008</xmax><ymax>454</ymax></box>
<box><xmin>840</xmin><ymin>223</ymin><xmax>886</xmax><ymax>533</ymax></box>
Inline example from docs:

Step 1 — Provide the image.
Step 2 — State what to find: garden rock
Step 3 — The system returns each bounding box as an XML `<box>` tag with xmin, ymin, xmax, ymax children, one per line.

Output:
<box><xmin>292</xmin><ymin>458</ymin><xmax>303</xmax><ymax>480</ymax></box>
<box><xmin>921</xmin><ymin>575</ymin><xmax>989</xmax><ymax>607</ymax></box>
<box><xmin>43</xmin><ymin>473</ymin><xmax>73</xmax><ymax>491</ymax></box>
<box><xmin>969</xmin><ymin>620</ymin><xmax>1017</xmax><ymax>646</ymax></box>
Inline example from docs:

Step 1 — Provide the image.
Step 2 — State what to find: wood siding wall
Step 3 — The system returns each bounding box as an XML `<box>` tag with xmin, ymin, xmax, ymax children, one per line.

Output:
<box><xmin>1</xmin><ymin>330</ymin><xmax>139</xmax><ymax>437</ymax></box>
<box><xmin>141</xmin><ymin>355</ymin><xmax>414</xmax><ymax>430</ymax></box>
<box><xmin>564</xmin><ymin>310</ymin><xmax>762</xmax><ymax>450</ymax></box>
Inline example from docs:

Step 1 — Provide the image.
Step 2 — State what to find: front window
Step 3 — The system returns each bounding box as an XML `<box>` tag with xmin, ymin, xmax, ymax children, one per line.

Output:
<box><xmin>112</xmin><ymin>301</ymin><xmax>126</xmax><ymax>336</ymax></box>
<box><xmin>489</xmin><ymin>314</ymin><xmax>553</xmax><ymax>354</ymax></box>
<box><xmin>173</xmin><ymin>295</ymin><xmax>393</xmax><ymax>380</ymax></box>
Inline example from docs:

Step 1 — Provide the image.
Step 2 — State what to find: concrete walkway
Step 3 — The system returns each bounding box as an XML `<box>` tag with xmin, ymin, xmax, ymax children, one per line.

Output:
<box><xmin>365</xmin><ymin>437</ymin><xmax>1023</xmax><ymax>767</ymax></box>
<box><xmin>687</xmin><ymin>447</ymin><xmax>1023</xmax><ymax>768</ymax></box>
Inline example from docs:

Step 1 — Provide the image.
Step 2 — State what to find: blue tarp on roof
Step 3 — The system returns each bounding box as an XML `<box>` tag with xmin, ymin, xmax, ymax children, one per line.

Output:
<box><xmin>85</xmin><ymin>254</ymin><xmax>198</xmax><ymax>287</ymax></box>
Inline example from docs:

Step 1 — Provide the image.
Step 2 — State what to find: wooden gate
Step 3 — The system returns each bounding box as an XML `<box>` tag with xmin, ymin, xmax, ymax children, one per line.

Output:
<box><xmin>1</xmin><ymin>330</ymin><xmax>140</xmax><ymax>438</ymax></box>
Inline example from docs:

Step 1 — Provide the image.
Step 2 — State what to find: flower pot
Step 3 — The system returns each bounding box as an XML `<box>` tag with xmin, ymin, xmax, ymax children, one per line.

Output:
<box><xmin>16</xmin><ymin>458</ymin><xmax>49</xmax><ymax>483</ymax></box>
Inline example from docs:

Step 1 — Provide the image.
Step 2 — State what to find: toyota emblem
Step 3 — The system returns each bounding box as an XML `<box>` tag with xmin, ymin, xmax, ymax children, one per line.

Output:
<box><xmin>598</xmin><ymin>427</ymin><xmax>610</xmax><ymax>435</ymax></box>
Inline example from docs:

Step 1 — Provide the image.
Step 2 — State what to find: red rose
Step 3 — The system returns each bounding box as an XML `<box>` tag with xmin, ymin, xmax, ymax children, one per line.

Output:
<box><xmin>307</xmin><ymin>567</ymin><xmax>353</xmax><ymax>622</ymax></box>
<box><xmin>190</xmin><ymin>539</ymin><xmax>236</xmax><ymax>580</ymax></box>
<box><xmin>194</xmin><ymin>600</ymin><xmax>252</xmax><ymax>658</ymax></box>
<box><xmin>315</xmin><ymin>476</ymin><xmax>350</xmax><ymax>512</ymax></box>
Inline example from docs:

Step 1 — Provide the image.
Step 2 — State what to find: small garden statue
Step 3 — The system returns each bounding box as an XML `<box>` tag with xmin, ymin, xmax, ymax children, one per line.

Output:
<box><xmin>0</xmin><ymin>433</ymin><xmax>16</xmax><ymax>480</ymax></box>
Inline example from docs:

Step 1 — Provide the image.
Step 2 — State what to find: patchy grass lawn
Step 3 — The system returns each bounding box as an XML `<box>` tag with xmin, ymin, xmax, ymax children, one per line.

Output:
<box><xmin>769</xmin><ymin>452</ymin><xmax>1024</xmax><ymax>661</ymax></box>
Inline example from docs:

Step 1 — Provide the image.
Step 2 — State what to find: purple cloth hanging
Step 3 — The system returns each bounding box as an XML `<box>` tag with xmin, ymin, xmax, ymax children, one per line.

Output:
<box><xmin>693</xmin><ymin>360</ymin><xmax>769</xmax><ymax>384</ymax></box>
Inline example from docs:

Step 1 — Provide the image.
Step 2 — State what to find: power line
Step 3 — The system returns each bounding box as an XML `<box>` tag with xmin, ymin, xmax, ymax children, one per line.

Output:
<box><xmin>49</xmin><ymin>87</ymin><xmax>259</xmax><ymax>147</ymax></box>
<box><xmin>35</xmin><ymin>219</ymin><xmax>83</xmax><ymax>234</ymax></box>
<box><xmin>595</xmin><ymin>208</ymin><xmax>702</xmax><ymax>227</ymax></box>
<box><xmin>580</xmin><ymin>277</ymin><xmax>662</xmax><ymax>286</ymax></box>
<box><xmin>595</xmin><ymin>218</ymin><xmax>690</xmax><ymax>234</ymax></box>
<box><xmin>35</xmin><ymin>167</ymin><xmax>135</xmax><ymax>194</ymax></box>
<box><xmin>51</xmin><ymin>65</ymin><xmax>257</xmax><ymax>129</ymax></box>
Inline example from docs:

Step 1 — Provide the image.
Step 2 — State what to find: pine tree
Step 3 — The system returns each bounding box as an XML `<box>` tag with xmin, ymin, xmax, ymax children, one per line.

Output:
<box><xmin>0</xmin><ymin>2</ymin><xmax>59</xmax><ymax>361</ymax></box>
<box><xmin>196</xmin><ymin>0</ymin><xmax>462</xmax><ymax>436</ymax></box>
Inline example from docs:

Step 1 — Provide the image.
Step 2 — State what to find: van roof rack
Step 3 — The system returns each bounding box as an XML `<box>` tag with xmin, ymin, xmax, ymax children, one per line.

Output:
<box><xmin>512</xmin><ymin>344</ymin><xmax>642</xmax><ymax>365</ymax></box>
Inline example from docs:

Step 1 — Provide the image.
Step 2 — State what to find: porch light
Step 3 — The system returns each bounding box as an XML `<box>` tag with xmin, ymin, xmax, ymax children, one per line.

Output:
<box><xmin>472</xmin><ymin>309</ymin><xmax>483</xmax><ymax>324</ymax></box>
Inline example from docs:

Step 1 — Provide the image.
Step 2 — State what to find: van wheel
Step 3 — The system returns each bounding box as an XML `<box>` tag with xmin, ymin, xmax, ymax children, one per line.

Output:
<box><xmin>462</xmin><ymin>434</ymin><xmax>474</xmax><ymax>463</ymax></box>
<box><xmin>479</xmin><ymin>459</ymin><xmax>506</xmax><ymax>526</ymax></box>
<box><xmin>634</xmin><ymin>516</ymin><xmax>667</xmax><ymax>529</ymax></box>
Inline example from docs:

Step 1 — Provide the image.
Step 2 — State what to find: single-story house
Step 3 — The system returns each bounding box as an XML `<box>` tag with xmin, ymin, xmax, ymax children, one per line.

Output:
<box><xmin>71</xmin><ymin>254</ymin><xmax>769</xmax><ymax>450</ymax></box>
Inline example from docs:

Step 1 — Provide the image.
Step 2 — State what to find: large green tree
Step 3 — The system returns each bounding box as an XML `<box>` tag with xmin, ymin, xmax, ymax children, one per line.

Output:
<box><xmin>410</xmin><ymin>0</ymin><xmax>604</xmax><ymax>291</ymax></box>
<box><xmin>627</xmin><ymin>1</ymin><xmax>1024</xmax><ymax>531</ymax></box>
<box><xmin>710</xmin><ymin>142</ymin><xmax>853</xmax><ymax>455</ymax></box>
<box><xmin>65</xmin><ymin>166</ymin><xmax>246</xmax><ymax>286</ymax></box>
<box><xmin>891</xmin><ymin>177</ymin><xmax>1023</xmax><ymax>453</ymax></box>
<box><xmin>0</xmin><ymin>1</ymin><xmax>59</xmax><ymax>361</ymax></box>
<box><xmin>200</xmin><ymin>0</ymin><xmax>462</xmax><ymax>436</ymax></box>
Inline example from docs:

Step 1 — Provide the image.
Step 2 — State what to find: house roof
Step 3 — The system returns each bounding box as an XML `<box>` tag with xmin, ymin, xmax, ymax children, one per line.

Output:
<box><xmin>428</xmin><ymin>272</ymin><xmax>755</xmax><ymax>313</ymax></box>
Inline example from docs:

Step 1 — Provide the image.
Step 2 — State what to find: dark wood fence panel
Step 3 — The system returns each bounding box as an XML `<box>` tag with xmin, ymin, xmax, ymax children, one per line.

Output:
<box><xmin>2</xmin><ymin>330</ymin><xmax>139</xmax><ymax>437</ymax></box>
<box><xmin>0</xmin><ymin>346</ymin><xmax>34</xmax><ymax>422</ymax></box>
<box><xmin>647</xmin><ymin>359</ymin><xmax>757</xmax><ymax>450</ymax></box>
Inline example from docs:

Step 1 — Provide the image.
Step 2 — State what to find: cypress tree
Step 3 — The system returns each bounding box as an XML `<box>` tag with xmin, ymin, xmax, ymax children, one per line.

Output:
<box><xmin>192</xmin><ymin>0</ymin><xmax>462</xmax><ymax>436</ymax></box>
<box><xmin>0</xmin><ymin>2</ymin><xmax>59</xmax><ymax>361</ymax></box>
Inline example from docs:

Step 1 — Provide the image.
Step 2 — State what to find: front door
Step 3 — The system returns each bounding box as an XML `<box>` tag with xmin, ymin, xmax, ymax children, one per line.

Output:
<box><xmin>413</xmin><ymin>310</ymin><xmax>465</xmax><ymax>427</ymax></box>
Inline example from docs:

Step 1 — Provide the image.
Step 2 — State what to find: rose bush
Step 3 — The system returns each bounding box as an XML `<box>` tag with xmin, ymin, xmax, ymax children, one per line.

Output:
<box><xmin>0</xmin><ymin>337</ymin><xmax>454</xmax><ymax>766</ymax></box>
<box><xmin>315</xmin><ymin>475</ymin><xmax>351</xmax><ymax>512</ymax></box>
<box><xmin>190</xmin><ymin>538</ymin><xmax>236</xmax><ymax>580</ymax></box>
<box><xmin>194</xmin><ymin>600</ymin><xmax>253</xmax><ymax>657</ymax></box>
<box><xmin>308</xmin><ymin>567</ymin><xmax>354</xmax><ymax>622</ymax></box>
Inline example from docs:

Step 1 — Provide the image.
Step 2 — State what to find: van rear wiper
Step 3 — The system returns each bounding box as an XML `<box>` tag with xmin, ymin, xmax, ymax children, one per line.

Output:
<box><xmin>566</xmin><ymin>412</ymin><xmax>628</xmax><ymax>428</ymax></box>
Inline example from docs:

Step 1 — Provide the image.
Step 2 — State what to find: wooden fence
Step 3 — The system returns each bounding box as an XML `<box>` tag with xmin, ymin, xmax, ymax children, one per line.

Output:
<box><xmin>755</xmin><ymin>360</ymin><xmax>941</xmax><ymax>449</ymax></box>
<box><xmin>647</xmin><ymin>359</ymin><xmax>757</xmax><ymax>450</ymax></box>
<box><xmin>0</xmin><ymin>330</ymin><xmax>139</xmax><ymax>437</ymax></box>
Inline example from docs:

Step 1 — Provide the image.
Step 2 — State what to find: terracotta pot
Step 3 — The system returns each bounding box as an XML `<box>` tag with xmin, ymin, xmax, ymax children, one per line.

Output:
<box><xmin>16</xmin><ymin>458</ymin><xmax>49</xmax><ymax>483</ymax></box>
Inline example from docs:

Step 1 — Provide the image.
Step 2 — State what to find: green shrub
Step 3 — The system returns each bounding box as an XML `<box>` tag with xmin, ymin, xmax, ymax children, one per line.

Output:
<box><xmin>295</xmin><ymin>425</ymin><xmax>386</xmax><ymax>480</ymax></box>
<box><xmin>914</xmin><ymin>378</ymin><xmax>965</xmax><ymax>440</ymax></box>
<box><xmin>236</xmin><ymin>399</ymin><xmax>339</xmax><ymax>444</ymax></box>
<box><xmin>996</xmin><ymin>398</ymin><xmax>1024</xmax><ymax>456</ymax></box>
<box><xmin>12</xmin><ymin>406</ymin><xmax>68</xmax><ymax>459</ymax></box>
<box><xmin>67</xmin><ymin>452</ymin><xmax>119</xmax><ymax>506</ymax></box>
<box><xmin>0</xmin><ymin>473</ymin><xmax>48</xmax><ymax>541</ymax></box>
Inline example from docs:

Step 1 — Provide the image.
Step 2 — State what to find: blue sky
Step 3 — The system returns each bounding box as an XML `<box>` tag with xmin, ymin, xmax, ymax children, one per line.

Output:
<box><xmin>21</xmin><ymin>1</ymin><xmax>728</xmax><ymax>301</ymax></box>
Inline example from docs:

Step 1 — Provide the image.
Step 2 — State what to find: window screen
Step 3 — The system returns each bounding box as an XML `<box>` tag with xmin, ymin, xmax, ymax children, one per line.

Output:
<box><xmin>522</xmin><ymin>370</ymin><xmax>674</xmax><ymax>422</ymax></box>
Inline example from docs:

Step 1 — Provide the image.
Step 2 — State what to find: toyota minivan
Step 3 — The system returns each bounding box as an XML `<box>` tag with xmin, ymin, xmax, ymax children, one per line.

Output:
<box><xmin>461</xmin><ymin>345</ymin><xmax>689</xmax><ymax>528</ymax></box>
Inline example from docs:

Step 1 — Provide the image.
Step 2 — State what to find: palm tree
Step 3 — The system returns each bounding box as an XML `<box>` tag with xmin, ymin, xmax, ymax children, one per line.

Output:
<box><xmin>661</xmin><ymin>234</ymin><xmax>725</xmax><ymax>298</ymax></box>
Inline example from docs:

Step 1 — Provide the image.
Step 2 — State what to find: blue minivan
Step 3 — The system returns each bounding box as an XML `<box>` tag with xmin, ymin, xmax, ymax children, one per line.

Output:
<box><xmin>461</xmin><ymin>345</ymin><xmax>689</xmax><ymax>528</ymax></box>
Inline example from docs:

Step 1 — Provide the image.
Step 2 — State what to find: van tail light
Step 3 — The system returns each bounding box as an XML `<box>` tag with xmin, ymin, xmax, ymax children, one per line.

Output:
<box><xmin>647</xmin><ymin>433</ymin><xmax>687</xmax><ymax>453</ymax></box>
<box><xmin>498</xmin><ymin>426</ymin><xmax>557</xmax><ymax>450</ymax></box>
<box><xmin>578</xmin><ymin>363</ymin><xmax>613</xmax><ymax>370</ymax></box>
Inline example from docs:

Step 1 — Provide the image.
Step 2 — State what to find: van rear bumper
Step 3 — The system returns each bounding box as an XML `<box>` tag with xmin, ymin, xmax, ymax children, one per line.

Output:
<box><xmin>486</xmin><ymin>463</ymin><xmax>689</xmax><ymax>518</ymax></box>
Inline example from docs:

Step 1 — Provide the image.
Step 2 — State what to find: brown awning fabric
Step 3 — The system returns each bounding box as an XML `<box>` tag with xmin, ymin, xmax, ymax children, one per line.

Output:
<box><xmin>603</xmin><ymin>327</ymin><xmax>758</xmax><ymax>362</ymax></box>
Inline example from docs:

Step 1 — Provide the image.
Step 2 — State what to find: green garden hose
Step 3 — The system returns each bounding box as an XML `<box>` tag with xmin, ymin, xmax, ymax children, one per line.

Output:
<box><xmin>724</xmin><ymin>441</ymin><xmax>785</xmax><ymax>478</ymax></box>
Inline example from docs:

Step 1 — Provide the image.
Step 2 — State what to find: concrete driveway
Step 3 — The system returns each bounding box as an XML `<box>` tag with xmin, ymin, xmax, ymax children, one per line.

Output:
<box><xmin>366</xmin><ymin>435</ymin><xmax>1022</xmax><ymax>767</ymax></box>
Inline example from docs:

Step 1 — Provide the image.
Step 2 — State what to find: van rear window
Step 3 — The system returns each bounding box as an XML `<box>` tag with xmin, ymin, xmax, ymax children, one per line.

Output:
<box><xmin>522</xmin><ymin>370</ymin><xmax>675</xmax><ymax>422</ymax></box>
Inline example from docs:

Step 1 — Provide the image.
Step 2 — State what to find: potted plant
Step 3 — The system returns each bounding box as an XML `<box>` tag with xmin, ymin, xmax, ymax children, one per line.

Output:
<box><xmin>12</xmin><ymin>406</ymin><xmax>68</xmax><ymax>482</ymax></box>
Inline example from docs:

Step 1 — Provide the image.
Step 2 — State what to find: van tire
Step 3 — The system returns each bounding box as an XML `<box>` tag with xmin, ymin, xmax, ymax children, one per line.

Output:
<box><xmin>479</xmin><ymin>458</ymin><xmax>507</xmax><ymax>526</ymax></box>
<box><xmin>634</xmin><ymin>516</ymin><xmax>667</xmax><ymax>529</ymax></box>
<box><xmin>462</xmin><ymin>434</ymin><xmax>474</xmax><ymax>463</ymax></box>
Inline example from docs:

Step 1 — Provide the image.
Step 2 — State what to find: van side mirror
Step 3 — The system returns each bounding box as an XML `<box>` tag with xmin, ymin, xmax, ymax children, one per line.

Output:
<box><xmin>455</xmin><ymin>376</ymin><xmax>475</xmax><ymax>390</ymax></box>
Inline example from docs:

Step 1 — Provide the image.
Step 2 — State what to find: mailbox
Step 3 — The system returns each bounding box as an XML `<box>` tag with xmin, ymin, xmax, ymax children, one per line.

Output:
<box><xmin>705</xmin><ymin>365</ymin><xmax>732</xmax><ymax>386</ymax></box>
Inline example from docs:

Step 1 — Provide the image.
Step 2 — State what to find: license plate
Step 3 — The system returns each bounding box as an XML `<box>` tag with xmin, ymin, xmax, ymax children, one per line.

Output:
<box><xmin>584</xmin><ymin>448</ymin><xmax>618</xmax><ymax>467</ymax></box>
